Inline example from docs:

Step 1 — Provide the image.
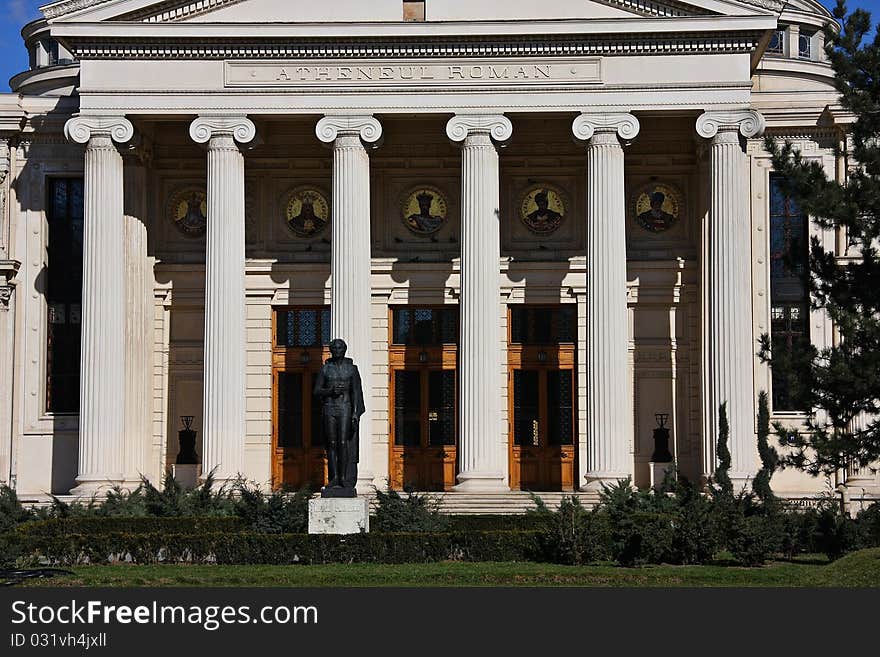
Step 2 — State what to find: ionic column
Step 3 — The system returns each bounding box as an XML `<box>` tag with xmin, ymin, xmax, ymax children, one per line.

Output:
<box><xmin>64</xmin><ymin>115</ymin><xmax>134</xmax><ymax>496</ymax></box>
<box><xmin>122</xmin><ymin>143</ymin><xmax>154</xmax><ymax>488</ymax></box>
<box><xmin>446</xmin><ymin>114</ymin><xmax>513</xmax><ymax>491</ymax></box>
<box><xmin>316</xmin><ymin>115</ymin><xmax>382</xmax><ymax>493</ymax></box>
<box><xmin>696</xmin><ymin>110</ymin><xmax>765</xmax><ymax>488</ymax></box>
<box><xmin>572</xmin><ymin>113</ymin><xmax>640</xmax><ymax>491</ymax></box>
<box><xmin>190</xmin><ymin>116</ymin><xmax>256</xmax><ymax>486</ymax></box>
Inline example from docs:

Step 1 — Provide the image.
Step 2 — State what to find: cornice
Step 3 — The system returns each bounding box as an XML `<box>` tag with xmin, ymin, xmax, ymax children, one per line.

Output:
<box><xmin>41</xmin><ymin>0</ymin><xmax>115</xmax><ymax>20</ymax></box>
<box><xmin>64</xmin><ymin>32</ymin><xmax>764</xmax><ymax>60</ymax></box>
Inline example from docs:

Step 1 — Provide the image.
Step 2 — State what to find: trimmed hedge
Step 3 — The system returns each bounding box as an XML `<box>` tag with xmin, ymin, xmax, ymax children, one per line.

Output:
<box><xmin>15</xmin><ymin>517</ymin><xmax>247</xmax><ymax>538</ymax></box>
<box><xmin>9</xmin><ymin>530</ymin><xmax>544</xmax><ymax>566</ymax></box>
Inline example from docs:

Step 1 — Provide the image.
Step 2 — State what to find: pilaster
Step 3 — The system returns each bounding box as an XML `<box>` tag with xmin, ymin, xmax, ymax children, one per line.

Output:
<box><xmin>572</xmin><ymin>112</ymin><xmax>640</xmax><ymax>491</ymax></box>
<box><xmin>190</xmin><ymin>115</ymin><xmax>256</xmax><ymax>486</ymax></box>
<box><xmin>316</xmin><ymin>114</ymin><xmax>382</xmax><ymax>493</ymax></box>
<box><xmin>64</xmin><ymin>115</ymin><xmax>134</xmax><ymax>496</ymax></box>
<box><xmin>446</xmin><ymin>114</ymin><xmax>512</xmax><ymax>491</ymax></box>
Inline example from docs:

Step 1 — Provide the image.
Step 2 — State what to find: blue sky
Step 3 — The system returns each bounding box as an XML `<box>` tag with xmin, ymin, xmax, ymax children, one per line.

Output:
<box><xmin>1</xmin><ymin>0</ymin><xmax>879</xmax><ymax>91</ymax></box>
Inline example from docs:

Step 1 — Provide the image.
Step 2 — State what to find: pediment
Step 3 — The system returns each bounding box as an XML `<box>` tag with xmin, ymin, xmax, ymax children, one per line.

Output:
<box><xmin>42</xmin><ymin>0</ymin><xmax>781</xmax><ymax>24</ymax></box>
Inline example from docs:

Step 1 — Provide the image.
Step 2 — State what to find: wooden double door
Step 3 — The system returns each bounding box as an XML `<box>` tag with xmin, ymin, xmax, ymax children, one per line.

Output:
<box><xmin>389</xmin><ymin>349</ymin><xmax>458</xmax><ymax>491</ymax></box>
<box><xmin>508</xmin><ymin>306</ymin><xmax>577</xmax><ymax>491</ymax></box>
<box><xmin>271</xmin><ymin>308</ymin><xmax>331</xmax><ymax>490</ymax></box>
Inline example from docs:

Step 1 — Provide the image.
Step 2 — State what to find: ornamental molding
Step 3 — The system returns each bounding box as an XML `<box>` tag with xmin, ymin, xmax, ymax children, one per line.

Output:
<box><xmin>41</xmin><ymin>0</ymin><xmax>114</xmax><ymax>19</ymax></box>
<box><xmin>739</xmin><ymin>0</ymin><xmax>784</xmax><ymax>12</ymax></box>
<box><xmin>572</xmin><ymin>113</ymin><xmax>640</xmax><ymax>141</ymax></box>
<box><xmin>121</xmin><ymin>0</ymin><xmax>242</xmax><ymax>23</ymax></box>
<box><xmin>695</xmin><ymin>110</ymin><xmax>765</xmax><ymax>138</ymax></box>
<box><xmin>446</xmin><ymin>114</ymin><xmax>513</xmax><ymax>143</ymax></box>
<box><xmin>315</xmin><ymin>115</ymin><xmax>382</xmax><ymax>144</ymax></box>
<box><xmin>63</xmin><ymin>115</ymin><xmax>134</xmax><ymax>144</ymax></box>
<box><xmin>0</xmin><ymin>259</ymin><xmax>21</xmax><ymax>311</ymax></box>
<box><xmin>189</xmin><ymin>115</ymin><xmax>256</xmax><ymax>144</ymax></box>
<box><xmin>67</xmin><ymin>34</ymin><xmax>762</xmax><ymax>61</ymax></box>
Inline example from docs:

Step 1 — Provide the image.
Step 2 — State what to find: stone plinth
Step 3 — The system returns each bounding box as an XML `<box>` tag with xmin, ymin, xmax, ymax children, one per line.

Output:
<box><xmin>649</xmin><ymin>462</ymin><xmax>674</xmax><ymax>491</ymax></box>
<box><xmin>172</xmin><ymin>464</ymin><xmax>201</xmax><ymax>490</ymax></box>
<box><xmin>308</xmin><ymin>497</ymin><xmax>370</xmax><ymax>535</ymax></box>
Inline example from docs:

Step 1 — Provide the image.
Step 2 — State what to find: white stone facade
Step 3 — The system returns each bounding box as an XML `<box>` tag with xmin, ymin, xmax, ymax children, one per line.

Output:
<box><xmin>0</xmin><ymin>0</ymin><xmax>875</xmax><ymax>504</ymax></box>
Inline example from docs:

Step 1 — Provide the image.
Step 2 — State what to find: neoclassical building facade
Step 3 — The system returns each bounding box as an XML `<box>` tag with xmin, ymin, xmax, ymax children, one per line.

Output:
<box><xmin>0</xmin><ymin>0</ymin><xmax>875</xmax><ymax>505</ymax></box>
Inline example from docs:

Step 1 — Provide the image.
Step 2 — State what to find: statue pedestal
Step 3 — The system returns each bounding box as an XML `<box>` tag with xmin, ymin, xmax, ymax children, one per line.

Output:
<box><xmin>649</xmin><ymin>462</ymin><xmax>674</xmax><ymax>491</ymax></box>
<box><xmin>172</xmin><ymin>464</ymin><xmax>201</xmax><ymax>490</ymax></box>
<box><xmin>308</xmin><ymin>497</ymin><xmax>370</xmax><ymax>535</ymax></box>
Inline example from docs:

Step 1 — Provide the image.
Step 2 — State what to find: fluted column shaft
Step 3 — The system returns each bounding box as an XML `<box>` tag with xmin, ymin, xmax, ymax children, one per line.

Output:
<box><xmin>316</xmin><ymin>115</ymin><xmax>381</xmax><ymax>492</ymax></box>
<box><xmin>64</xmin><ymin>116</ymin><xmax>134</xmax><ymax>495</ymax></box>
<box><xmin>122</xmin><ymin>153</ymin><xmax>153</xmax><ymax>487</ymax></box>
<box><xmin>705</xmin><ymin>129</ymin><xmax>755</xmax><ymax>483</ymax></box>
<box><xmin>572</xmin><ymin>114</ymin><xmax>639</xmax><ymax>491</ymax></box>
<box><xmin>447</xmin><ymin>115</ymin><xmax>512</xmax><ymax>491</ymax></box>
<box><xmin>330</xmin><ymin>134</ymin><xmax>374</xmax><ymax>490</ymax></box>
<box><xmin>697</xmin><ymin>110</ymin><xmax>765</xmax><ymax>486</ymax></box>
<box><xmin>190</xmin><ymin>116</ymin><xmax>256</xmax><ymax>485</ymax></box>
<box><xmin>586</xmin><ymin>130</ymin><xmax>632</xmax><ymax>487</ymax></box>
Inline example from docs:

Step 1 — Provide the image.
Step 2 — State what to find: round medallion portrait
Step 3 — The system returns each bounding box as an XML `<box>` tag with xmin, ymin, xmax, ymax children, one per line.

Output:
<box><xmin>401</xmin><ymin>186</ymin><xmax>449</xmax><ymax>235</ymax></box>
<box><xmin>633</xmin><ymin>183</ymin><xmax>683</xmax><ymax>233</ymax></box>
<box><xmin>283</xmin><ymin>187</ymin><xmax>330</xmax><ymax>238</ymax></box>
<box><xmin>519</xmin><ymin>185</ymin><xmax>566</xmax><ymax>236</ymax></box>
<box><xmin>168</xmin><ymin>187</ymin><xmax>208</xmax><ymax>238</ymax></box>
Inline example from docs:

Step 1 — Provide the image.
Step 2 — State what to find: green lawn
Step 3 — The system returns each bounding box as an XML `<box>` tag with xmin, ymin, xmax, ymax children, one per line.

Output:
<box><xmin>20</xmin><ymin>549</ymin><xmax>880</xmax><ymax>587</ymax></box>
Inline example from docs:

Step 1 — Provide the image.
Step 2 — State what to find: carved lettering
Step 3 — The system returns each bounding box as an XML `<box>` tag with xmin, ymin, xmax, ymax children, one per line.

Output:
<box><xmin>228</xmin><ymin>60</ymin><xmax>602</xmax><ymax>87</ymax></box>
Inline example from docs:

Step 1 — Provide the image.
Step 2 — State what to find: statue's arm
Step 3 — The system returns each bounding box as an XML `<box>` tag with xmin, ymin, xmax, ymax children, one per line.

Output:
<box><xmin>352</xmin><ymin>365</ymin><xmax>366</xmax><ymax>418</ymax></box>
<box><xmin>313</xmin><ymin>367</ymin><xmax>331</xmax><ymax>398</ymax></box>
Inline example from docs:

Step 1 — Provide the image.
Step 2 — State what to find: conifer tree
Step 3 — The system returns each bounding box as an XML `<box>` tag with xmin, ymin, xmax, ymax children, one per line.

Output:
<box><xmin>761</xmin><ymin>0</ymin><xmax>880</xmax><ymax>476</ymax></box>
<box><xmin>752</xmin><ymin>391</ymin><xmax>779</xmax><ymax>505</ymax></box>
<box><xmin>713</xmin><ymin>403</ymin><xmax>733</xmax><ymax>497</ymax></box>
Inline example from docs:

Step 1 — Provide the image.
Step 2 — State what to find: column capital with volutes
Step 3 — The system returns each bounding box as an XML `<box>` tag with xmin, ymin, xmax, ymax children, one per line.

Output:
<box><xmin>316</xmin><ymin>114</ymin><xmax>382</xmax><ymax>145</ymax></box>
<box><xmin>572</xmin><ymin>113</ymin><xmax>640</xmax><ymax>142</ymax></box>
<box><xmin>446</xmin><ymin>114</ymin><xmax>513</xmax><ymax>144</ymax></box>
<box><xmin>64</xmin><ymin>115</ymin><xmax>134</xmax><ymax>144</ymax></box>
<box><xmin>189</xmin><ymin>115</ymin><xmax>257</xmax><ymax>145</ymax></box>
<box><xmin>696</xmin><ymin>110</ymin><xmax>765</xmax><ymax>139</ymax></box>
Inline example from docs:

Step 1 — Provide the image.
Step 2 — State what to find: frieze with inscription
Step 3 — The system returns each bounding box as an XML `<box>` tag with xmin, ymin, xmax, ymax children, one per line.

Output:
<box><xmin>226</xmin><ymin>59</ymin><xmax>602</xmax><ymax>88</ymax></box>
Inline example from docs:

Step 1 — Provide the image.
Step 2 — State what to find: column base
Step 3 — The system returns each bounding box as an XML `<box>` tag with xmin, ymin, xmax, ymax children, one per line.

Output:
<box><xmin>198</xmin><ymin>472</ymin><xmax>242</xmax><ymax>491</ymax></box>
<box><xmin>729</xmin><ymin>473</ymin><xmax>753</xmax><ymax>494</ymax></box>
<box><xmin>582</xmin><ymin>473</ymin><xmax>631</xmax><ymax>493</ymax></box>
<box><xmin>355</xmin><ymin>472</ymin><xmax>375</xmax><ymax>497</ymax></box>
<box><xmin>69</xmin><ymin>476</ymin><xmax>125</xmax><ymax>499</ymax></box>
<box><xmin>453</xmin><ymin>472</ymin><xmax>508</xmax><ymax>492</ymax></box>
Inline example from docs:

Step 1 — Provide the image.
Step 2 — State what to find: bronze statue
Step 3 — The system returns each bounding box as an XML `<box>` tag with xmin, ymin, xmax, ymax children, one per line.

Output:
<box><xmin>313</xmin><ymin>338</ymin><xmax>365</xmax><ymax>497</ymax></box>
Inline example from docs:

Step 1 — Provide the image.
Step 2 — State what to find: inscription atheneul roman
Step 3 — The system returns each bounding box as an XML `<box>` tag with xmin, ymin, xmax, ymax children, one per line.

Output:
<box><xmin>225</xmin><ymin>59</ymin><xmax>602</xmax><ymax>86</ymax></box>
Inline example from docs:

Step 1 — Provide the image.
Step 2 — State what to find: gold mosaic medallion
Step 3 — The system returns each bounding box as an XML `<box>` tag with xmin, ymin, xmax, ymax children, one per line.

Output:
<box><xmin>519</xmin><ymin>184</ymin><xmax>566</xmax><ymax>236</ymax></box>
<box><xmin>633</xmin><ymin>183</ymin><xmax>683</xmax><ymax>233</ymax></box>
<box><xmin>283</xmin><ymin>187</ymin><xmax>330</xmax><ymax>238</ymax></box>
<box><xmin>168</xmin><ymin>187</ymin><xmax>208</xmax><ymax>237</ymax></box>
<box><xmin>401</xmin><ymin>186</ymin><xmax>449</xmax><ymax>235</ymax></box>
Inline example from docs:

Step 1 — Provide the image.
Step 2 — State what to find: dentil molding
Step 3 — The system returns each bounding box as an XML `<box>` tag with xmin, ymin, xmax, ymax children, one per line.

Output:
<box><xmin>63</xmin><ymin>115</ymin><xmax>134</xmax><ymax>144</ymax></box>
<box><xmin>696</xmin><ymin>110</ymin><xmax>765</xmax><ymax>139</ymax></box>
<box><xmin>446</xmin><ymin>114</ymin><xmax>513</xmax><ymax>143</ymax></box>
<box><xmin>189</xmin><ymin>115</ymin><xmax>257</xmax><ymax>144</ymax></box>
<box><xmin>315</xmin><ymin>115</ymin><xmax>382</xmax><ymax>145</ymax></box>
<box><xmin>572</xmin><ymin>113</ymin><xmax>640</xmax><ymax>141</ymax></box>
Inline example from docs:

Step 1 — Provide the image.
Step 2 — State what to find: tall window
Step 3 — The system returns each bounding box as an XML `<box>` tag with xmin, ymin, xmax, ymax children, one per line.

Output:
<box><xmin>46</xmin><ymin>178</ymin><xmax>84</xmax><ymax>413</ymax></box>
<box><xmin>769</xmin><ymin>175</ymin><xmax>810</xmax><ymax>411</ymax></box>
<box><xmin>510</xmin><ymin>306</ymin><xmax>576</xmax><ymax>345</ymax></box>
<box><xmin>392</xmin><ymin>307</ymin><xmax>458</xmax><ymax>345</ymax></box>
